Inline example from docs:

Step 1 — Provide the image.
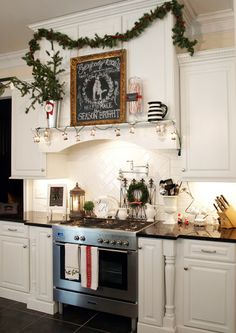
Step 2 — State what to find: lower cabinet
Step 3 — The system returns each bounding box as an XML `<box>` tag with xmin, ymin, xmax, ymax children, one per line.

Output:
<box><xmin>0</xmin><ymin>221</ymin><xmax>30</xmax><ymax>301</ymax></box>
<box><xmin>138</xmin><ymin>237</ymin><xmax>164</xmax><ymax>332</ymax></box>
<box><xmin>28</xmin><ymin>226</ymin><xmax>56</xmax><ymax>314</ymax></box>
<box><xmin>0</xmin><ymin>235</ymin><xmax>29</xmax><ymax>293</ymax></box>
<box><xmin>181</xmin><ymin>240</ymin><xmax>236</xmax><ymax>333</ymax></box>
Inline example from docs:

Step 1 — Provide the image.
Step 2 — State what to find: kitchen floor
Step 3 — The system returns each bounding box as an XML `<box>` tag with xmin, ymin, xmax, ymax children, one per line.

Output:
<box><xmin>0</xmin><ymin>297</ymin><xmax>134</xmax><ymax>333</ymax></box>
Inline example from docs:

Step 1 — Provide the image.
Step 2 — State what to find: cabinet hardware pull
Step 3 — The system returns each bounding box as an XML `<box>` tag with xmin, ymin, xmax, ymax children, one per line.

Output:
<box><xmin>47</xmin><ymin>235</ymin><xmax>51</xmax><ymax>238</ymax></box>
<box><xmin>201</xmin><ymin>249</ymin><xmax>217</xmax><ymax>254</ymax></box>
<box><xmin>7</xmin><ymin>228</ymin><xmax>17</xmax><ymax>232</ymax></box>
<box><xmin>138</xmin><ymin>247</ymin><xmax>142</xmax><ymax>250</ymax></box>
<box><xmin>184</xmin><ymin>267</ymin><xmax>188</xmax><ymax>271</ymax></box>
<box><xmin>41</xmin><ymin>168</ymin><xmax>45</xmax><ymax>172</ymax></box>
<box><xmin>181</xmin><ymin>168</ymin><xmax>186</xmax><ymax>172</ymax></box>
<box><xmin>23</xmin><ymin>245</ymin><xmax>27</xmax><ymax>248</ymax></box>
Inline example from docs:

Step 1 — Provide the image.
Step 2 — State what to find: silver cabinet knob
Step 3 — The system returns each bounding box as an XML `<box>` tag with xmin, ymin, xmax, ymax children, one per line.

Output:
<box><xmin>181</xmin><ymin>168</ymin><xmax>186</xmax><ymax>172</ymax></box>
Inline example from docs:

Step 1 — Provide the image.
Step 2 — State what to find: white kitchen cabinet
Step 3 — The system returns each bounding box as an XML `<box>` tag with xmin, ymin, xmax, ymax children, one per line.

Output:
<box><xmin>182</xmin><ymin>239</ymin><xmax>236</xmax><ymax>333</ymax></box>
<box><xmin>11</xmin><ymin>89</ymin><xmax>46</xmax><ymax>178</ymax></box>
<box><xmin>179</xmin><ymin>48</ymin><xmax>236</xmax><ymax>181</ymax></box>
<box><xmin>28</xmin><ymin>226</ymin><xmax>56</xmax><ymax>314</ymax></box>
<box><xmin>138</xmin><ymin>237</ymin><xmax>164</xmax><ymax>332</ymax></box>
<box><xmin>0</xmin><ymin>222</ymin><xmax>29</xmax><ymax>294</ymax></box>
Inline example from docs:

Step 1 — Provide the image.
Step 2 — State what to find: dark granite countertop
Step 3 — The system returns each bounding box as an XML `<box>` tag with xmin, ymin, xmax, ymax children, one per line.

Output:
<box><xmin>137</xmin><ymin>221</ymin><xmax>236</xmax><ymax>243</ymax></box>
<box><xmin>23</xmin><ymin>211</ymin><xmax>66</xmax><ymax>228</ymax></box>
<box><xmin>3</xmin><ymin>212</ymin><xmax>236</xmax><ymax>243</ymax></box>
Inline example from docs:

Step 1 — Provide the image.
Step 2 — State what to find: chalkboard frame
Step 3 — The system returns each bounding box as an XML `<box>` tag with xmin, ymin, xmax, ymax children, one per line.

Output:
<box><xmin>70</xmin><ymin>49</ymin><xmax>126</xmax><ymax>126</ymax></box>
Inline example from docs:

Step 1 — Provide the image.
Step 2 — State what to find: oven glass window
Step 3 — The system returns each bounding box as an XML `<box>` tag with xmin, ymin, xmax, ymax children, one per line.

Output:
<box><xmin>99</xmin><ymin>250</ymin><xmax>127</xmax><ymax>290</ymax></box>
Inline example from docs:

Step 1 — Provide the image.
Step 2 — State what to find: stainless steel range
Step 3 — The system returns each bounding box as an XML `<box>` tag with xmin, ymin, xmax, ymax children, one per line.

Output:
<box><xmin>52</xmin><ymin>218</ymin><xmax>154</xmax><ymax>332</ymax></box>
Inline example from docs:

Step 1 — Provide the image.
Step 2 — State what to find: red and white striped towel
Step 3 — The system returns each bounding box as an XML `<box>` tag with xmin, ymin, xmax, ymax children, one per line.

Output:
<box><xmin>81</xmin><ymin>246</ymin><xmax>99</xmax><ymax>290</ymax></box>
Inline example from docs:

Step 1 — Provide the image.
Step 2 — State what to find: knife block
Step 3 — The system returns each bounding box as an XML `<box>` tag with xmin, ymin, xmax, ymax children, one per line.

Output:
<box><xmin>218</xmin><ymin>207</ymin><xmax>236</xmax><ymax>228</ymax></box>
<box><xmin>218</xmin><ymin>212</ymin><xmax>234</xmax><ymax>229</ymax></box>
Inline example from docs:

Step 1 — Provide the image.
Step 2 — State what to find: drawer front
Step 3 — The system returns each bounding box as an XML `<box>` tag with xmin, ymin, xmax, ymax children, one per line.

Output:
<box><xmin>0</xmin><ymin>221</ymin><xmax>28</xmax><ymax>238</ymax></box>
<box><xmin>184</xmin><ymin>239</ymin><xmax>236</xmax><ymax>262</ymax></box>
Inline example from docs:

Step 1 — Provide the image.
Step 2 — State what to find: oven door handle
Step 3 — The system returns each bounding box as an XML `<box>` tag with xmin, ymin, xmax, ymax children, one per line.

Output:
<box><xmin>54</xmin><ymin>241</ymin><xmax>66</xmax><ymax>246</ymax></box>
<box><xmin>53</xmin><ymin>242</ymin><xmax>135</xmax><ymax>254</ymax></box>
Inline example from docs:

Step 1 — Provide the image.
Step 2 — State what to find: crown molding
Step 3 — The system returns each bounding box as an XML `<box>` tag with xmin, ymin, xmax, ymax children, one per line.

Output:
<box><xmin>195</xmin><ymin>9</ymin><xmax>234</xmax><ymax>35</ymax></box>
<box><xmin>29</xmin><ymin>0</ymin><xmax>165</xmax><ymax>31</ymax></box>
<box><xmin>0</xmin><ymin>49</ymin><xmax>27</xmax><ymax>69</ymax></box>
<box><xmin>178</xmin><ymin>47</ymin><xmax>236</xmax><ymax>65</ymax></box>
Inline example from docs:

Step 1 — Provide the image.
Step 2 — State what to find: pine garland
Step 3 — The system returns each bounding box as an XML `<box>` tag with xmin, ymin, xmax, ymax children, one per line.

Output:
<box><xmin>24</xmin><ymin>0</ymin><xmax>196</xmax><ymax>66</ymax></box>
<box><xmin>0</xmin><ymin>0</ymin><xmax>197</xmax><ymax>113</ymax></box>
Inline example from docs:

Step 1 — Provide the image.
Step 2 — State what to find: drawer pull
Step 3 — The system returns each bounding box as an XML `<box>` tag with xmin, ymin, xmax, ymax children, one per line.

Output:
<box><xmin>7</xmin><ymin>228</ymin><xmax>18</xmax><ymax>232</ymax></box>
<box><xmin>23</xmin><ymin>245</ymin><xmax>27</xmax><ymax>248</ymax></box>
<box><xmin>184</xmin><ymin>267</ymin><xmax>188</xmax><ymax>271</ymax></box>
<box><xmin>47</xmin><ymin>235</ymin><xmax>51</xmax><ymax>238</ymax></box>
<box><xmin>201</xmin><ymin>249</ymin><xmax>217</xmax><ymax>254</ymax></box>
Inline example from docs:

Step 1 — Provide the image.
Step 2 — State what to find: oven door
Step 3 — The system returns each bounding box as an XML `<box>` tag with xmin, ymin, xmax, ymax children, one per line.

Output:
<box><xmin>53</xmin><ymin>242</ymin><xmax>138</xmax><ymax>302</ymax></box>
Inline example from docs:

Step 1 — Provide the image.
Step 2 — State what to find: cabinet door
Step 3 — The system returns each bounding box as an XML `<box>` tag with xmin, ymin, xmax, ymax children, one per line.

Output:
<box><xmin>11</xmin><ymin>89</ymin><xmax>46</xmax><ymax>178</ymax></box>
<box><xmin>0</xmin><ymin>236</ymin><xmax>29</xmax><ymax>292</ymax></box>
<box><xmin>138</xmin><ymin>238</ymin><xmax>164</xmax><ymax>327</ymax></box>
<box><xmin>35</xmin><ymin>228</ymin><xmax>53</xmax><ymax>302</ymax></box>
<box><xmin>180</xmin><ymin>50</ymin><xmax>236</xmax><ymax>180</ymax></box>
<box><xmin>183</xmin><ymin>258</ymin><xmax>236</xmax><ymax>333</ymax></box>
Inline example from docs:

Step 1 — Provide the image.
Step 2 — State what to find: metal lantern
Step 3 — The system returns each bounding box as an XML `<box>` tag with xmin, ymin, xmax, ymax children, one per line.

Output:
<box><xmin>69</xmin><ymin>182</ymin><xmax>85</xmax><ymax>219</ymax></box>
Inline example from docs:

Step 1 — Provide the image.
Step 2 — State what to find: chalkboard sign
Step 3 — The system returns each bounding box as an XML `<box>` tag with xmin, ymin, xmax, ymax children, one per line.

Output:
<box><xmin>71</xmin><ymin>50</ymin><xmax>126</xmax><ymax>126</ymax></box>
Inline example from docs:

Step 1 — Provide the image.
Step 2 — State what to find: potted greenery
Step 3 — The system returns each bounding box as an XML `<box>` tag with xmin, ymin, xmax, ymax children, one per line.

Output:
<box><xmin>83</xmin><ymin>201</ymin><xmax>95</xmax><ymax>217</ymax></box>
<box><xmin>0</xmin><ymin>45</ymin><xmax>65</xmax><ymax>128</ymax></box>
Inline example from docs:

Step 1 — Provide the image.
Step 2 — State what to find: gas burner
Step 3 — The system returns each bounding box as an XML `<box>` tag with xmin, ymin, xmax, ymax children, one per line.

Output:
<box><xmin>64</xmin><ymin>217</ymin><xmax>154</xmax><ymax>233</ymax></box>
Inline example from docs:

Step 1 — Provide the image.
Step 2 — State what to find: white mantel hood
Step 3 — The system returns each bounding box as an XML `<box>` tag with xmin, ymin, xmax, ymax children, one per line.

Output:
<box><xmin>38</xmin><ymin>121</ymin><xmax>179</xmax><ymax>153</ymax></box>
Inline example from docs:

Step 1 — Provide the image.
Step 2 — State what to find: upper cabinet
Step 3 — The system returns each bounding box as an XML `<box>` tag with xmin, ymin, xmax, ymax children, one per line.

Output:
<box><xmin>179</xmin><ymin>48</ymin><xmax>236</xmax><ymax>181</ymax></box>
<box><xmin>11</xmin><ymin>89</ymin><xmax>47</xmax><ymax>178</ymax></box>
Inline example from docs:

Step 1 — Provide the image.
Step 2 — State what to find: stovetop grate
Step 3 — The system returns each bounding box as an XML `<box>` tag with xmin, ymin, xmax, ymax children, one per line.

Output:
<box><xmin>58</xmin><ymin>217</ymin><xmax>154</xmax><ymax>232</ymax></box>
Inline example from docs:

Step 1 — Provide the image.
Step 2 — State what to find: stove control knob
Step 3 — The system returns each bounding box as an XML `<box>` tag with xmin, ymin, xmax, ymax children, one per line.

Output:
<box><xmin>103</xmin><ymin>239</ymin><xmax>110</xmax><ymax>244</ymax></box>
<box><xmin>80</xmin><ymin>236</ymin><xmax>85</xmax><ymax>241</ymax></box>
<box><xmin>116</xmin><ymin>240</ymin><xmax>123</xmax><ymax>246</ymax></box>
<box><xmin>123</xmin><ymin>241</ymin><xmax>129</xmax><ymax>246</ymax></box>
<box><xmin>97</xmin><ymin>238</ymin><xmax>103</xmax><ymax>244</ymax></box>
<box><xmin>110</xmin><ymin>240</ymin><xmax>116</xmax><ymax>245</ymax></box>
<box><xmin>74</xmin><ymin>235</ymin><xmax>80</xmax><ymax>241</ymax></box>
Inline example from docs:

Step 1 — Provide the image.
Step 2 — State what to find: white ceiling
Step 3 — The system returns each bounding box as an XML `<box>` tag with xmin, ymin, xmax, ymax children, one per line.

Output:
<box><xmin>0</xmin><ymin>0</ymin><xmax>234</xmax><ymax>54</ymax></box>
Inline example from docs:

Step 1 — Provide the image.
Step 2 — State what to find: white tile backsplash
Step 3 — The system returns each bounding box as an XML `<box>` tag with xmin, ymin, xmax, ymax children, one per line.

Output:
<box><xmin>31</xmin><ymin>139</ymin><xmax>236</xmax><ymax>222</ymax></box>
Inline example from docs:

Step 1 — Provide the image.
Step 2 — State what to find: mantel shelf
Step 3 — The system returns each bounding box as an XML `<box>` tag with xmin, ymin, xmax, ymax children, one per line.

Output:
<box><xmin>36</xmin><ymin>120</ymin><xmax>180</xmax><ymax>154</ymax></box>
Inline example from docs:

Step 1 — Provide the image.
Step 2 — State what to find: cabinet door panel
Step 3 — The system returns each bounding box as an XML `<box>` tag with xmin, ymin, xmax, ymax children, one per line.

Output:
<box><xmin>180</xmin><ymin>51</ymin><xmax>236</xmax><ymax>180</ymax></box>
<box><xmin>11</xmin><ymin>89</ymin><xmax>46</xmax><ymax>178</ymax></box>
<box><xmin>184</xmin><ymin>258</ymin><xmax>236</xmax><ymax>332</ymax></box>
<box><xmin>0</xmin><ymin>236</ymin><xmax>29</xmax><ymax>292</ymax></box>
<box><xmin>138</xmin><ymin>238</ymin><xmax>164</xmax><ymax>327</ymax></box>
<box><xmin>36</xmin><ymin>228</ymin><xmax>53</xmax><ymax>302</ymax></box>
